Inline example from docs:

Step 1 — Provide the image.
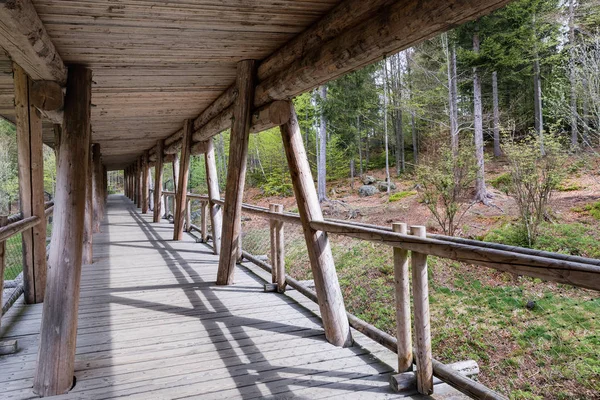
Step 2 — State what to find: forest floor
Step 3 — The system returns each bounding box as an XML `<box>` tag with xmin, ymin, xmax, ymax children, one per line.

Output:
<box><xmin>240</xmin><ymin>153</ymin><xmax>600</xmax><ymax>400</ymax></box>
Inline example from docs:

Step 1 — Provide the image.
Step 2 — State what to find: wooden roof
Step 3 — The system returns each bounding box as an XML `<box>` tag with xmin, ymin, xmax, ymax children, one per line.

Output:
<box><xmin>0</xmin><ymin>0</ymin><xmax>511</xmax><ymax>169</ymax></box>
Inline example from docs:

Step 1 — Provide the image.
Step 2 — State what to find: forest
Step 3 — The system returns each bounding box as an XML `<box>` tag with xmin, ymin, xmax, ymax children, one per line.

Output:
<box><xmin>1</xmin><ymin>0</ymin><xmax>600</xmax><ymax>398</ymax></box>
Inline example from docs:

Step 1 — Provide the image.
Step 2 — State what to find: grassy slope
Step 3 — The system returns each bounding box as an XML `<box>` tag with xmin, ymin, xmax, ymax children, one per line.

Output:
<box><xmin>242</xmin><ymin>155</ymin><xmax>600</xmax><ymax>399</ymax></box>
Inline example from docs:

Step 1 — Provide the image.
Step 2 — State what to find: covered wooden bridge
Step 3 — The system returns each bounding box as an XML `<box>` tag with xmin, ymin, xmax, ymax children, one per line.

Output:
<box><xmin>4</xmin><ymin>0</ymin><xmax>597</xmax><ymax>398</ymax></box>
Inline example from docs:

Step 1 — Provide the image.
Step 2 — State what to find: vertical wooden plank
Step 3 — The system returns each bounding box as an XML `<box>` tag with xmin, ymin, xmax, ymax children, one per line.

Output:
<box><xmin>393</xmin><ymin>222</ymin><xmax>412</xmax><ymax>372</ymax></box>
<box><xmin>216</xmin><ymin>60</ymin><xmax>256</xmax><ymax>285</ymax></box>
<box><xmin>279</xmin><ymin>100</ymin><xmax>352</xmax><ymax>347</ymax></box>
<box><xmin>0</xmin><ymin>216</ymin><xmax>7</xmax><ymax>326</ymax></box>
<box><xmin>410</xmin><ymin>225</ymin><xmax>433</xmax><ymax>395</ymax></box>
<box><xmin>204</xmin><ymin>137</ymin><xmax>222</xmax><ymax>255</ymax></box>
<box><xmin>136</xmin><ymin>158</ymin><xmax>142</xmax><ymax>209</ymax></box>
<box><xmin>274</xmin><ymin>204</ymin><xmax>286</xmax><ymax>293</ymax></box>
<box><xmin>153</xmin><ymin>140</ymin><xmax>164</xmax><ymax>223</ymax></box>
<box><xmin>34</xmin><ymin>65</ymin><xmax>92</xmax><ymax>397</ymax></box>
<box><xmin>200</xmin><ymin>200</ymin><xmax>209</xmax><ymax>242</ymax></box>
<box><xmin>92</xmin><ymin>144</ymin><xmax>102</xmax><ymax>233</ymax></box>
<box><xmin>13</xmin><ymin>63</ymin><xmax>46</xmax><ymax>304</ymax></box>
<box><xmin>141</xmin><ymin>151</ymin><xmax>149</xmax><ymax>214</ymax></box>
<box><xmin>82</xmin><ymin>138</ymin><xmax>93</xmax><ymax>265</ymax></box>
<box><xmin>173</xmin><ymin>119</ymin><xmax>192</xmax><ymax>240</ymax></box>
<box><xmin>269</xmin><ymin>204</ymin><xmax>278</xmax><ymax>283</ymax></box>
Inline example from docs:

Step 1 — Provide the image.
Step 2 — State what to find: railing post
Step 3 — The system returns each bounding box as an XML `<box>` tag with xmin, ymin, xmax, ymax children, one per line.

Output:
<box><xmin>153</xmin><ymin>139</ymin><xmax>164</xmax><ymax>223</ymax></box>
<box><xmin>410</xmin><ymin>225</ymin><xmax>433</xmax><ymax>395</ymax></box>
<box><xmin>173</xmin><ymin>119</ymin><xmax>192</xmax><ymax>240</ymax></box>
<box><xmin>393</xmin><ymin>222</ymin><xmax>412</xmax><ymax>373</ymax></box>
<box><xmin>269</xmin><ymin>204</ymin><xmax>278</xmax><ymax>284</ymax></box>
<box><xmin>201</xmin><ymin>200</ymin><xmax>209</xmax><ymax>243</ymax></box>
<box><xmin>0</xmin><ymin>216</ymin><xmax>7</xmax><ymax>323</ymax></box>
<box><xmin>185</xmin><ymin>199</ymin><xmax>191</xmax><ymax>232</ymax></box>
<box><xmin>274</xmin><ymin>204</ymin><xmax>285</xmax><ymax>293</ymax></box>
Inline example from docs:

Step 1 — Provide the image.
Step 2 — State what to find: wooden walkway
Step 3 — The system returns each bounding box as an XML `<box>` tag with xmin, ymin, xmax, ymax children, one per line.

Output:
<box><xmin>0</xmin><ymin>195</ymin><xmax>464</xmax><ymax>399</ymax></box>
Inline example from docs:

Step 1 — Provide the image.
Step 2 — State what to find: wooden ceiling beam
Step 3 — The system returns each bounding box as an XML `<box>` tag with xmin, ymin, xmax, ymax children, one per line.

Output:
<box><xmin>0</xmin><ymin>0</ymin><xmax>67</xmax><ymax>85</ymax></box>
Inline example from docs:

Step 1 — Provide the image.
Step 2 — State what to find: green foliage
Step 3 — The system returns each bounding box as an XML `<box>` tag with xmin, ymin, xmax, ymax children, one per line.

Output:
<box><xmin>388</xmin><ymin>190</ymin><xmax>417</xmax><ymax>202</ymax></box>
<box><xmin>502</xmin><ymin>134</ymin><xmax>566</xmax><ymax>246</ymax></box>
<box><xmin>485</xmin><ymin>222</ymin><xmax>600</xmax><ymax>258</ymax></box>
<box><xmin>489</xmin><ymin>172</ymin><xmax>512</xmax><ymax>192</ymax></box>
<box><xmin>416</xmin><ymin>142</ymin><xmax>478</xmax><ymax>235</ymax></box>
<box><xmin>580</xmin><ymin>201</ymin><xmax>600</xmax><ymax>220</ymax></box>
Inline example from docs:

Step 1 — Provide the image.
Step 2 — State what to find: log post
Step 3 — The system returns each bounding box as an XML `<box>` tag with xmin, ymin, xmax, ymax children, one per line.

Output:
<box><xmin>200</xmin><ymin>200</ymin><xmax>209</xmax><ymax>242</ymax></box>
<box><xmin>173</xmin><ymin>119</ymin><xmax>192</xmax><ymax>240</ymax></box>
<box><xmin>185</xmin><ymin>199</ymin><xmax>191</xmax><ymax>232</ymax></box>
<box><xmin>164</xmin><ymin>194</ymin><xmax>169</xmax><ymax>219</ymax></box>
<box><xmin>136</xmin><ymin>158</ymin><xmax>142</xmax><ymax>209</ymax></box>
<box><xmin>82</xmin><ymin>138</ymin><xmax>93</xmax><ymax>265</ymax></box>
<box><xmin>141</xmin><ymin>151</ymin><xmax>149</xmax><ymax>214</ymax></box>
<box><xmin>274</xmin><ymin>204</ymin><xmax>285</xmax><ymax>293</ymax></box>
<box><xmin>92</xmin><ymin>144</ymin><xmax>102</xmax><ymax>233</ymax></box>
<box><xmin>217</xmin><ymin>60</ymin><xmax>256</xmax><ymax>285</ymax></box>
<box><xmin>269</xmin><ymin>204</ymin><xmax>278</xmax><ymax>284</ymax></box>
<box><xmin>124</xmin><ymin>167</ymin><xmax>128</xmax><ymax>198</ymax></box>
<box><xmin>204</xmin><ymin>137</ymin><xmax>222</xmax><ymax>255</ymax></box>
<box><xmin>172</xmin><ymin>153</ymin><xmax>180</xmax><ymax>193</ymax></box>
<box><xmin>33</xmin><ymin>65</ymin><xmax>92</xmax><ymax>397</ymax></box>
<box><xmin>279</xmin><ymin>101</ymin><xmax>351</xmax><ymax>347</ymax></box>
<box><xmin>410</xmin><ymin>225</ymin><xmax>433</xmax><ymax>395</ymax></box>
<box><xmin>13</xmin><ymin>63</ymin><xmax>47</xmax><ymax>304</ymax></box>
<box><xmin>153</xmin><ymin>140</ymin><xmax>164</xmax><ymax>222</ymax></box>
<box><xmin>393</xmin><ymin>222</ymin><xmax>412</xmax><ymax>373</ymax></box>
<box><xmin>0</xmin><ymin>216</ymin><xmax>7</xmax><ymax>324</ymax></box>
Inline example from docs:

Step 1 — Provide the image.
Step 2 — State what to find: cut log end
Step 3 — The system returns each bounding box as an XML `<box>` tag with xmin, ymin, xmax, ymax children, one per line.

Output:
<box><xmin>0</xmin><ymin>340</ymin><xmax>18</xmax><ymax>355</ymax></box>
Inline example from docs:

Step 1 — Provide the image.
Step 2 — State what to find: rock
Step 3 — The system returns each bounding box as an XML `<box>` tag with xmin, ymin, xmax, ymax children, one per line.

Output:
<box><xmin>359</xmin><ymin>185</ymin><xmax>379</xmax><ymax>197</ymax></box>
<box><xmin>377</xmin><ymin>181</ymin><xmax>397</xmax><ymax>191</ymax></box>
<box><xmin>361</xmin><ymin>175</ymin><xmax>377</xmax><ymax>185</ymax></box>
<box><xmin>526</xmin><ymin>300</ymin><xmax>536</xmax><ymax>310</ymax></box>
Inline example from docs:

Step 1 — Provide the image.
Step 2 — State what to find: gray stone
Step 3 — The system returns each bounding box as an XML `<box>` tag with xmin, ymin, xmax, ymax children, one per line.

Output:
<box><xmin>361</xmin><ymin>175</ymin><xmax>377</xmax><ymax>185</ymax></box>
<box><xmin>359</xmin><ymin>185</ymin><xmax>379</xmax><ymax>197</ymax></box>
<box><xmin>377</xmin><ymin>181</ymin><xmax>397</xmax><ymax>191</ymax></box>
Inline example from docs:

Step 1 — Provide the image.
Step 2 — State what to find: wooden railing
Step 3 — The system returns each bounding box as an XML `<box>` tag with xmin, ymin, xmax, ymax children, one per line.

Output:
<box><xmin>0</xmin><ymin>201</ymin><xmax>54</xmax><ymax>325</ymax></box>
<box><xmin>157</xmin><ymin>191</ymin><xmax>600</xmax><ymax>399</ymax></box>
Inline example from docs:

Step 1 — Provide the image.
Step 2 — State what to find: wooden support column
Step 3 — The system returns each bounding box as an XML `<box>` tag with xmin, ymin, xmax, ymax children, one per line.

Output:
<box><xmin>141</xmin><ymin>151</ymin><xmax>149</xmax><ymax>214</ymax></box>
<box><xmin>34</xmin><ymin>65</ymin><xmax>92</xmax><ymax>397</ymax></box>
<box><xmin>393</xmin><ymin>222</ymin><xmax>412</xmax><ymax>372</ymax></box>
<box><xmin>204</xmin><ymin>137</ymin><xmax>222</xmax><ymax>255</ymax></box>
<box><xmin>136</xmin><ymin>158</ymin><xmax>142</xmax><ymax>209</ymax></box>
<box><xmin>172</xmin><ymin>153</ymin><xmax>180</xmax><ymax>193</ymax></box>
<box><xmin>82</xmin><ymin>138</ymin><xmax>93</xmax><ymax>265</ymax></box>
<box><xmin>92</xmin><ymin>144</ymin><xmax>102</xmax><ymax>233</ymax></box>
<box><xmin>13</xmin><ymin>63</ymin><xmax>47</xmax><ymax>304</ymax></box>
<box><xmin>270</xmin><ymin>204</ymin><xmax>286</xmax><ymax>292</ymax></box>
<box><xmin>280</xmin><ymin>101</ymin><xmax>352</xmax><ymax>347</ymax></box>
<box><xmin>0</xmin><ymin>215</ymin><xmax>7</xmax><ymax>323</ymax></box>
<box><xmin>216</xmin><ymin>60</ymin><xmax>256</xmax><ymax>285</ymax></box>
<box><xmin>200</xmin><ymin>201</ymin><xmax>209</xmax><ymax>242</ymax></box>
<box><xmin>153</xmin><ymin>140</ymin><xmax>164</xmax><ymax>222</ymax></box>
<box><xmin>410</xmin><ymin>225</ymin><xmax>433</xmax><ymax>395</ymax></box>
<box><xmin>173</xmin><ymin>119</ymin><xmax>192</xmax><ymax>240</ymax></box>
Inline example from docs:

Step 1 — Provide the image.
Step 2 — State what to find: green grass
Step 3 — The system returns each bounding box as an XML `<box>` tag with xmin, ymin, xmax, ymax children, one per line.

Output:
<box><xmin>578</xmin><ymin>201</ymin><xmax>600</xmax><ymax>221</ymax></box>
<box><xmin>489</xmin><ymin>172</ymin><xmax>511</xmax><ymax>192</ymax></box>
<box><xmin>484</xmin><ymin>222</ymin><xmax>600</xmax><ymax>258</ymax></box>
<box><xmin>388</xmin><ymin>190</ymin><xmax>417</xmax><ymax>202</ymax></box>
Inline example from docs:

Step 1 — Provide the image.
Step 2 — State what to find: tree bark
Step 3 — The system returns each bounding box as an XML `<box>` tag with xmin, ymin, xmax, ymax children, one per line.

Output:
<box><xmin>383</xmin><ymin>61</ymin><xmax>391</xmax><ymax>193</ymax></box>
<box><xmin>317</xmin><ymin>85</ymin><xmax>328</xmax><ymax>202</ymax></box>
<box><xmin>568</xmin><ymin>0</ymin><xmax>578</xmax><ymax>149</ymax></box>
<box><xmin>473</xmin><ymin>31</ymin><xmax>488</xmax><ymax>202</ymax></box>
<box><xmin>446</xmin><ymin>39</ymin><xmax>460</xmax><ymax>156</ymax></box>
<box><xmin>407</xmin><ymin>51</ymin><xmax>418</xmax><ymax>165</ymax></box>
<box><xmin>33</xmin><ymin>65</ymin><xmax>91</xmax><ymax>397</ymax></box>
<box><xmin>492</xmin><ymin>71</ymin><xmax>501</xmax><ymax>157</ymax></box>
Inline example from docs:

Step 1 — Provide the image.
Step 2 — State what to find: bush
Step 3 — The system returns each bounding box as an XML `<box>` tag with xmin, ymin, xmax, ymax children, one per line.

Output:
<box><xmin>416</xmin><ymin>143</ymin><xmax>477</xmax><ymax>236</ymax></box>
<box><xmin>502</xmin><ymin>134</ymin><xmax>566</xmax><ymax>246</ymax></box>
<box><xmin>489</xmin><ymin>173</ymin><xmax>511</xmax><ymax>193</ymax></box>
<box><xmin>388</xmin><ymin>190</ymin><xmax>417</xmax><ymax>202</ymax></box>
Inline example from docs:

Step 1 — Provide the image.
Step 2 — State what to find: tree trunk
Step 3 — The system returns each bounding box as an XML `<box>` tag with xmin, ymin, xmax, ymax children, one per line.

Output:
<box><xmin>317</xmin><ymin>85</ymin><xmax>327</xmax><ymax>202</ymax></box>
<box><xmin>569</xmin><ymin>0</ymin><xmax>578</xmax><ymax>149</ymax></box>
<box><xmin>492</xmin><ymin>71</ymin><xmax>501</xmax><ymax>157</ymax></box>
<box><xmin>473</xmin><ymin>31</ymin><xmax>488</xmax><ymax>203</ymax></box>
<box><xmin>533</xmin><ymin>58</ymin><xmax>545</xmax><ymax>155</ymax></box>
<box><xmin>407</xmin><ymin>51</ymin><xmax>418</xmax><ymax>165</ymax></box>
<box><xmin>357</xmin><ymin>115</ymin><xmax>363</xmax><ymax>175</ymax></box>
<box><xmin>383</xmin><ymin>60</ymin><xmax>391</xmax><ymax>193</ymax></box>
<box><xmin>446</xmin><ymin>39</ymin><xmax>459</xmax><ymax>156</ymax></box>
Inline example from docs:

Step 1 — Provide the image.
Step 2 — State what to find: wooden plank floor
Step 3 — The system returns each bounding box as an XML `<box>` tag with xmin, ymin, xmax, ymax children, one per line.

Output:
<box><xmin>0</xmin><ymin>195</ymin><xmax>465</xmax><ymax>399</ymax></box>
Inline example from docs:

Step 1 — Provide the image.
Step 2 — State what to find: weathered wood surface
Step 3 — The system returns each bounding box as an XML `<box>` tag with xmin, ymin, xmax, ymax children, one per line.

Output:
<box><xmin>280</xmin><ymin>101</ymin><xmax>351</xmax><ymax>348</ymax></box>
<box><xmin>173</xmin><ymin>120</ymin><xmax>192</xmax><ymax>241</ymax></box>
<box><xmin>152</xmin><ymin>140</ymin><xmax>164</xmax><ymax>223</ymax></box>
<box><xmin>13</xmin><ymin>63</ymin><xmax>47</xmax><ymax>305</ymax></box>
<box><xmin>141</xmin><ymin>151</ymin><xmax>149</xmax><ymax>214</ymax></box>
<box><xmin>0</xmin><ymin>195</ymin><xmax>455</xmax><ymax>400</ymax></box>
<box><xmin>205</xmin><ymin>138</ymin><xmax>222</xmax><ymax>255</ymax></box>
<box><xmin>33</xmin><ymin>66</ymin><xmax>92</xmax><ymax>397</ymax></box>
<box><xmin>0</xmin><ymin>0</ymin><xmax>67</xmax><ymax>84</ymax></box>
<box><xmin>82</xmin><ymin>137</ymin><xmax>93</xmax><ymax>265</ymax></box>
<box><xmin>393</xmin><ymin>223</ymin><xmax>412</xmax><ymax>373</ymax></box>
<box><xmin>92</xmin><ymin>144</ymin><xmax>103</xmax><ymax>233</ymax></box>
<box><xmin>217</xmin><ymin>60</ymin><xmax>256</xmax><ymax>285</ymax></box>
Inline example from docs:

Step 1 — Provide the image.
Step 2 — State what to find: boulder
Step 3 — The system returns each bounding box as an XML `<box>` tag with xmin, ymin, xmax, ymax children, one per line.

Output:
<box><xmin>361</xmin><ymin>175</ymin><xmax>377</xmax><ymax>185</ymax></box>
<box><xmin>359</xmin><ymin>185</ymin><xmax>379</xmax><ymax>197</ymax></box>
<box><xmin>377</xmin><ymin>181</ymin><xmax>397</xmax><ymax>191</ymax></box>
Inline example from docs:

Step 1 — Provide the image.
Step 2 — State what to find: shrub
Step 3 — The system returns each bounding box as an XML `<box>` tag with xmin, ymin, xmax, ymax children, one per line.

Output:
<box><xmin>416</xmin><ymin>143</ymin><xmax>478</xmax><ymax>236</ymax></box>
<box><xmin>502</xmin><ymin>134</ymin><xmax>566</xmax><ymax>246</ymax></box>
<box><xmin>489</xmin><ymin>172</ymin><xmax>511</xmax><ymax>193</ymax></box>
<box><xmin>582</xmin><ymin>201</ymin><xmax>600</xmax><ymax>220</ymax></box>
